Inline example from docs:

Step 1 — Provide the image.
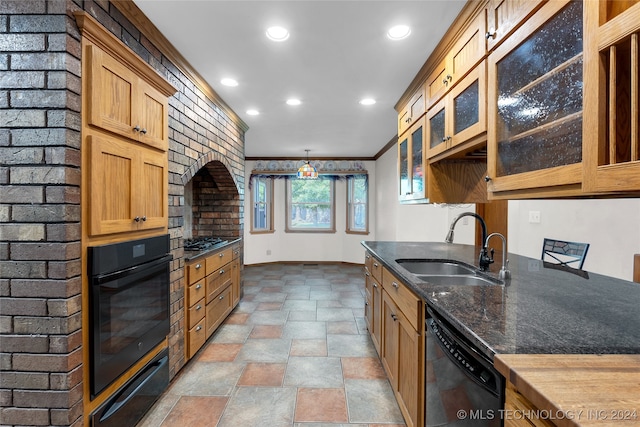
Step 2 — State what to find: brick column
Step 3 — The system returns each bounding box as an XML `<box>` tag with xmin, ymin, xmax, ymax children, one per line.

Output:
<box><xmin>0</xmin><ymin>1</ymin><xmax>83</xmax><ymax>425</ymax></box>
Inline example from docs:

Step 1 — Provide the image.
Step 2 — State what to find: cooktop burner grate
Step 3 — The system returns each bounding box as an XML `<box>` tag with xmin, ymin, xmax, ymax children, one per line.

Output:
<box><xmin>184</xmin><ymin>237</ymin><xmax>228</xmax><ymax>251</ymax></box>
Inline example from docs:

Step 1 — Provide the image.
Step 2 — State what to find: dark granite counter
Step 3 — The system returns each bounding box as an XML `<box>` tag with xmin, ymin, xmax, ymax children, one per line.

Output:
<box><xmin>362</xmin><ymin>241</ymin><xmax>640</xmax><ymax>360</ymax></box>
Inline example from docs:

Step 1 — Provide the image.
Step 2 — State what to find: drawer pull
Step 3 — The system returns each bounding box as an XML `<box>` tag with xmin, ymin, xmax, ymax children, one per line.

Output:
<box><xmin>219</xmin><ymin>295</ymin><xmax>225</xmax><ymax>300</ymax></box>
<box><xmin>392</xmin><ymin>282</ymin><xmax>399</xmax><ymax>289</ymax></box>
<box><xmin>365</xmin><ymin>271</ymin><xmax>370</xmax><ymax>277</ymax></box>
<box><xmin>220</xmin><ymin>269</ymin><xmax>225</xmax><ymax>274</ymax></box>
<box><xmin>219</xmin><ymin>253</ymin><xmax>224</xmax><ymax>258</ymax></box>
<box><xmin>373</xmin><ymin>262</ymin><xmax>379</xmax><ymax>267</ymax></box>
<box><xmin>373</xmin><ymin>283</ymin><xmax>378</xmax><ymax>288</ymax></box>
<box><xmin>196</xmin><ymin>325</ymin><xmax>202</xmax><ymax>332</ymax></box>
<box><xmin>391</xmin><ymin>314</ymin><xmax>398</xmax><ymax>321</ymax></box>
<box><xmin>196</xmin><ymin>305</ymin><xmax>202</xmax><ymax>311</ymax></box>
<box><xmin>196</xmin><ymin>284</ymin><xmax>202</xmax><ymax>290</ymax></box>
<box><xmin>195</xmin><ymin>263</ymin><xmax>202</xmax><ymax>269</ymax></box>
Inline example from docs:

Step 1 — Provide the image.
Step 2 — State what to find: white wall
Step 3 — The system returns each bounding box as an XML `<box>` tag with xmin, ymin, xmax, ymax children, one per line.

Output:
<box><xmin>243</xmin><ymin>160</ymin><xmax>377</xmax><ymax>265</ymax></box>
<box><xmin>374</xmin><ymin>146</ymin><xmax>477</xmax><ymax>244</ymax></box>
<box><xmin>508</xmin><ymin>199</ymin><xmax>640</xmax><ymax>280</ymax></box>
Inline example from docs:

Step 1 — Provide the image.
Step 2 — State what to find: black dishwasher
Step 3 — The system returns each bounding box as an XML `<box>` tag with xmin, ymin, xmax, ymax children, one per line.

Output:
<box><xmin>426</xmin><ymin>306</ymin><xmax>504</xmax><ymax>426</ymax></box>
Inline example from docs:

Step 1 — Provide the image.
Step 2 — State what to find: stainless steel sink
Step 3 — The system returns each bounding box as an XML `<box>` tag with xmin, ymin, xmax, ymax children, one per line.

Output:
<box><xmin>396</xmin><ymin>259</ymin><xmax>476</xmax><ymax>275</ymax></box>
<box><xmin>416</xmin><ymin>274</ymin><xmax>500</xmax><ymax>286</ymax></box>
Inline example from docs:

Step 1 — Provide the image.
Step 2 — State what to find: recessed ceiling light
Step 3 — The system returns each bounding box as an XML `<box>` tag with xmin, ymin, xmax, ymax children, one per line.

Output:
<box><xmin>286</xmin><ymin>98</ymin><xmax>301</xmax><ymax>106</ymax></box>
<box><xmin>266</xmin><ymin>26</ymin><xmax>289</xmax><ymax>42</ymax></box>
<box><xmin>246</xmin><ymin>109</ymin><xmax>260</xmax><ymax>116</ymax></box>
<box><xmin>359</xmin><ymin>98</ymin><xmax>376</xmax><ymax>106</ymax></box>
<box><xmin>387</xmin><ymin>25</ymin><xmax>411</xmax><ymax>40</ymax></box>
<box><xmin>221</xmin><ymin>78</ymin><xmax>238</xmax><ymax>87</ymax></box>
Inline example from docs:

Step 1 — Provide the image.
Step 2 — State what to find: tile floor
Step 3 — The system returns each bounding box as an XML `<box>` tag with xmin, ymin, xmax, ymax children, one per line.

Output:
<box><xmin>138</xmin><ymin>263</ymin><xmax>407</xmax><ymax>427</ymax></box>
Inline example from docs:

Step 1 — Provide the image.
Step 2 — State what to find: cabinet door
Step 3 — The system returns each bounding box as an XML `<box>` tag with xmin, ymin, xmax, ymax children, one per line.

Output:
<box><xmin>396</xmin><ymin>309</ymin><xmax>421</xmax><ymax>427</ymax></box>
<box><xmin>583</xmin><ymin>1</ymin><xmax>640</xmax><ymax>193</ymax></box>
<box><xmin>485</xmin><ymin>0</ymin><xmax>546</xmax><ymax>51</ymax></box>
<box><xmin>139</xmin><ymin>148</ymin><xmax>168</xmax><ymax>230</ymax></box>
<box><xmin>426</xmin><ymin>98</ymin><xmax>448</xmax><ymax>159</ymax></box>
<box><xmin>425</xmin><ymin>59</ymin><xmax>449</xmax><ymax>109</ymax></box>
<box><xmin>398</xmin><ymin>87</ymin><xmax>426</xmax><ymax>137</ymax></box>
<box><xmin>88</xmin><ymin>134</ymin><xmax>138</xmax><ymax>236</ymax></box>
<box><xmin>381</xmin><ymin>291</ymin><xmax>399</xmax><ymax>389</ymax></box>
<box><xmin>487</xmin><ymin>0</ymin><xmax>583</xmax><ymax>197</ymax></box>
<box><xmin>87</xmin><ymin>45</ymin><xmax>138</xmax><ymax>141</ymax></box>
<box><xmin>398</xmin><ymin>118</ymin><xmax>426</xmax><ymax>202</ymax></box>
<box><xmin>449</xmin><ymin>60</ymin><xmax>486</xmax><ymax>150</ymax></box>
<box><xmin>231</xmin><ymin>258</ymin><xmax>241</xmax><ymax>306</ymax></box>
<box><xmin>371</xmin><ymin>275</ymin><xmax>382</xmax><ymax>355</ymax></box>
<box><xmin>448</xmin><ymin>10</ymin><xmax>487</xmax><ymax>85</ymax></box>
<box><xmin>135</xmin><ymin>79</ymin><xmax>169</xmax><ymax>151</ymax></box>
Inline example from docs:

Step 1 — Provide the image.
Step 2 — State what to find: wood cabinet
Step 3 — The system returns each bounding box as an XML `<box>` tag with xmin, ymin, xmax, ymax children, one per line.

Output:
<box><xmin>185</xmin><ymin>243</ymin><xmax>241</xmax><ymax>360</ymax></box>
<box><xmin>87</xmin><ymin>134</ymin><xmax>167</xmax><ymax>236</ymax></box>
<box><xmin>87</xmin><ymin>44</ymin><xmax>169</xmax><ymax>152</ymax></box>
<box><xmin>485</xmin><ymin>0</ymin><xmax>546</xmax><ymax>52</ymax></box>
<box><xmin>583</xmin><ymin>0</ymin><xmax>640</xmax><ymax>193</ymax></box>
<box><xmin>425</xmin><ymin>11</ymin><xmax>487</xmax><ymax>109</ymax></box>
<box><xmin>427</xmin><ymin>60</ymin><xmax>487</xmax><ymax>159</ymax></box>
<box><xmin>398</xmin><ymin>117</ymin><xmax>426</xmax><ymax>202</ymax></box>
<box><xmin>503</xmin><ymin>383</ymin><xmax>556</xmax><ymax>427</ymax></box>
<box><xmin>364</xmin><ymin>251</ymin><xmax>423</xmax><ymax>427</ymax></box>
<box><xmin>486</xmin><ymin>0</ymin><xmax>584</xmax><ymax>199</ymax></box>
<box><xmin>398</xmin><ymin>87</ymin><xmax>425</xmax><ymax>137</ymax></box>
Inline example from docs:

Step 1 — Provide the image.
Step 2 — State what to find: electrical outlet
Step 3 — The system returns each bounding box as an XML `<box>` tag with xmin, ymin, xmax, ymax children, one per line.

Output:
<box><xmin>528</xmin><ymin>211</ymin><xmax>541</xmax><ymax>223</ymax></box>
<box><xmin>528</xmin><ymin>260</ymin><xmax>540</xmax><ymax>271</ymax></box>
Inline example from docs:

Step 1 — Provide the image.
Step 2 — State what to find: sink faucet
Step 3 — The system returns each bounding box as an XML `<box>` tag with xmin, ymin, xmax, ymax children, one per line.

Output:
<box><xmin>444</xmin><ymin>212</ymin><xmax>490</xmax><ymax>270</ymax></box>
<box><xmin>484</xmin><ymin>232</ymin><xmax>511</xmax><ymax>279</ymax></box>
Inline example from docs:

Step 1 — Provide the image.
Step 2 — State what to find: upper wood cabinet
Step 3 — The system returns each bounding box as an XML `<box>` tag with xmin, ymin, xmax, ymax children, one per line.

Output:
<box><xmin>583</xmin><ymin>0</ymin><xmax>640</xmax><ymax>193</ymax></box>
<box><xmin>87</xmin><ymin>134</ymin><xmax>168</xmax><ymax>236</ymax></box>
<box><xmin>485</xmin><ymin>0</ymin><xmax>546</xmax><ymax>52</ymax></box>
<box><xmin>486</xmin><ymin>0</ymin><xmax>584</xmax><ymax>198</ymax></box>
<box><xmin>87</xmin><ymin>44</ymin><xmax>170</xmax><ymax>152</ymax></box>
<box><xmin>425</xmin><ymin>10</ymin><xmax>487</xmax><ymax>109</ymax></box>
<box><xmin>427</xmin><ymin>60</ymin><xmax>487</xmax><ymax>159</ymax></box>
<box><xmin>398</xmin><ymin>86</ymin><xmax>425</xmax><ymax>137</ymax></box>
<box><xmin>398</xmin><ymin>117</ymin><xmax>426</xmax><ymax>202</ymax></box>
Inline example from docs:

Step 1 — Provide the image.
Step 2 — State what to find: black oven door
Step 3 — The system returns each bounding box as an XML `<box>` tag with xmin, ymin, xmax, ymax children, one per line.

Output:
<box><xmin>89</xmin><ymin>237</ymin><xmax>171</xmax><ymax>397</ymax></box>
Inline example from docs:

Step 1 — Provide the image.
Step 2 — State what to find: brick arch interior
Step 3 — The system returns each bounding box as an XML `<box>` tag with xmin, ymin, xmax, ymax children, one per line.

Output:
<box><xmin>183</xmin><ymin>154</ymin><xmax>242</xmax><ymax>240</ymax></box>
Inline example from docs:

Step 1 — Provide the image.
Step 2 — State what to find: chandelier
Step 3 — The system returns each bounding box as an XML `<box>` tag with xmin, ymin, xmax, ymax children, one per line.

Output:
<box><xmin>297</xmin><ymin>149</ymin><xmax>318</xmax><ymax>179</ymax></box>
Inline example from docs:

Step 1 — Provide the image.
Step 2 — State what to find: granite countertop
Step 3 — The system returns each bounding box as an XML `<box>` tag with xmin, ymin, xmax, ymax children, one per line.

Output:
<box><xmin>184</xmin><ymin>238</ymin><xmax>242</xmax><ymax>262</ymax></box>
<box><xmin>362</xmin><ymin>241</ymin><xmax>640</xmax><ymax>359</ymax></box>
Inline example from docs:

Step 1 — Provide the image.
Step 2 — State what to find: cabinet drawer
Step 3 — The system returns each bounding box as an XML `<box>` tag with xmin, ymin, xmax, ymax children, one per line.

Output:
<box><xmin>206</xmin><ymin>247</ymin><xmax>233</xmax><ymax>275</ymax></box>
<box><xmin>232</xmin><ymin>244</ymin><xmax>241</xmax><ymax>260</ymax></box>
<box><xmin>187</xmin><ymin>297</ymin><xmax>205</xmax><ymax>330</ymax></box>
<box><xmin>382</xmin><ymin>268</ymin><xmax>420</xmax><ymax>330</ymax></box>
<box><xmin>206</xmin><ymin>285</ymin><xmax>233</xmax><ymax>337</ymax></box>
<box><xmin>206</xmin><ymin>265</ymin><xmax>232</xmax><ymax>304</ymax></box>
<box><xmin>505</xmin><ymin>384</ymin><xmax>555</xmax><ymax>427</ymax></box>
<box><xmin>370</xmin><ymin>257</ymin><xmax>383</xmax><ymax>283</ymax></box>
<box><xmin>187</xmin><ymin>319</ymin><xmax>206</xmax><ymax>359</ymax></box>
<box><xmin>187</xmin><ymin>260</ymin><xmax>205</xmax><ymax>283</ymax></box>
<box><xmin>187</xmin><ymin>279</ymin><xmax>205</xmax><ymax>307</ymax></box>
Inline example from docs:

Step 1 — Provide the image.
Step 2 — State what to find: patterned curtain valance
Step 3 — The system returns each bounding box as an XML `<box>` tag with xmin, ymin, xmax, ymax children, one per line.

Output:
<box><xmin>251</xmin><ymin>159</ymin><xmax>367</xmax><ymax>175</ymax></box>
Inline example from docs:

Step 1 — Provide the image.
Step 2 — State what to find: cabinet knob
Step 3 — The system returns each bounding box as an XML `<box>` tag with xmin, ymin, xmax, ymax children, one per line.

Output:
<box><xmin>391</xmin><ymin>314</ymin><xmax>398</xmax><ymax>321</ymax></box>
<box><xmin>392</xmin><ymin>282</ymin><xmax>399</xmax><ymax>289</ymax></box>
<box><xmin>195</xmin><ymin>263</ymin><xmax>202</xmax><ymax>269</ymax></box>
<box><xmin>196</xmin><ymin>305</ymin><xmax>202</xmax><ymax>311</ymax></box>
<box><xmin>140</xmin><ymin>128</ymin><xmax>147</xmax><ymax>135</ymax></box>
<box><xmin>219</xmin><ymin>269</ymin><xmax>225</xmax><ymax>274</ymax></box>
<box><xmin>134</xmin><ymin>216</ymin><xmax>140</xmax><ymax>222</ymax></box>
<box><xmin>141</xmin><ymin>216</ymin><xmax>147</xmax><ymax>222</ymax></box>
<box><xmin>196</xmin><ymin>325</ymin><xmax>202</xmax><ymax>331</ymax></box>
<box><xmin>443</xmin><ymin>78</ymin><xmax>449</xmax><ymax>86</ymax></box>
<box><xmin>219</xmin><ymin>253</ymin><xmax>224</xmax><ymax>258</ymax></box>
<box><xmin>441</xmin><ymin>136</ymin><xmax>447</xmax><ymax>142</ymax></box>
<box><xmin>373</xmin><ymin>263</ymin><xmax>378</xmax><ymax>267</ymax></box>
<box><xmin>133</xmin><ymin>125</ymin><xmax>141</xmax><ymax>132</ymax></box>
<box><xmin>196</xmin><ymin>284</ymin><xmax>201</xmax><ymax>290</ymax></box>
<box><xmin>219</xmin><ymin>295</ymin><xmax>224</xmax><ymax>300</ymax></box>
<box><xmin>373</xmin><ymin>283</ymin><xmax>378</xmax><ymax>288</ymax></box>
<box><xmin>485</xmin><ymin>28</ymin><xmax>497</xmax><ymax>40</ymax></box>
<box><xmin>484</xmin><ymin>175</ymin><xmax>492</xmax><ymax>182</ymax></box>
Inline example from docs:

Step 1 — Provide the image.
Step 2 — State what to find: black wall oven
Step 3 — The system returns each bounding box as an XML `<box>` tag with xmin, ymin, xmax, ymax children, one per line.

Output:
<box><xmin>88</xmin><ymin>234</ymin><xmax>171</xmax><ymax>397</ymax></box>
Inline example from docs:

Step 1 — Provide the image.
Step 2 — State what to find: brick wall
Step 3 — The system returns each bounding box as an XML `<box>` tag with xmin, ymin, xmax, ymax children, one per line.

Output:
<box><xmin>0</xmin><ymin>0</ymin><xmax>245</xmax><ymax>425</ymax></box>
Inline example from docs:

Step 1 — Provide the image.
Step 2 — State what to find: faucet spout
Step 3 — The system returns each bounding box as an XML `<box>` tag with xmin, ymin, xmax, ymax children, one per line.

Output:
<box><xmin>445</xmin><ymin>212</ymin><xmax>488</xmax><ymax>248</ymax></box>
<box><xmin>484</xmin><ymin>232</ymin><xmax>511</xmax><ymax>279</ymax></box>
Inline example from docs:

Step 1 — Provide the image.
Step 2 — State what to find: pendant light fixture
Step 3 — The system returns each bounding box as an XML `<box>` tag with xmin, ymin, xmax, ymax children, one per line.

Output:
<box><xmin>297</xmin><ymin>149</ymin><xmax>318</xmax><ymax>179</ymax></box>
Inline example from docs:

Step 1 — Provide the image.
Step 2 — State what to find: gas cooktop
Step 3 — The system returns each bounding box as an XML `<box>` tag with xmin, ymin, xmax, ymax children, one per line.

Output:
<box><xmin>184</xmin><ymin>237</ymin><xmax>229</xmax><ymax>252</ymax></box>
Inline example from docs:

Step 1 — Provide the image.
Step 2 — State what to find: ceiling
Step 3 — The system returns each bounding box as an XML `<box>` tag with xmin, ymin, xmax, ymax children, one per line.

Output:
<box><xmin>133</xmin><ymin>1</ymin><xmax>466</xmax><ymax>159</ymax></box>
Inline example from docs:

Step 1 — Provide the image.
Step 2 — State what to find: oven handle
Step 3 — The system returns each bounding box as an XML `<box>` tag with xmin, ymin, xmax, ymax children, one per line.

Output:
<box><xmin>93</xmin><ymin>254</ymin><xmax>173</xmax><ymax>288</ymax></box>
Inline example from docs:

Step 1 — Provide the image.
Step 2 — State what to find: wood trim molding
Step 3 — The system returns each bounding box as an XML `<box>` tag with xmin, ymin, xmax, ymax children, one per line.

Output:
<box><xmin>394</xmin><ymin>0</ymin><xmax>488</xmax><ymax>111</ymax></box>
<box><xmin>634</xmin><ymin>254</ymin><xmax>640</xmax><ymax>283</ymax></box>
<box><xmin>74</xmin><ymin>11</ymin><xmax>177</xmax><ymax>97</ymax></box>
<box><xmin>107</xmin><ymin>0</ymin><xmax>249</xmax><ymax>132</ymax></box>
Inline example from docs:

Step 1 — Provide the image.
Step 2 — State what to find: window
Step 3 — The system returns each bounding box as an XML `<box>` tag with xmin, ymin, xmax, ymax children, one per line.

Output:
<box><xmin>286</xmin><ymin>178</ymin><xmax>335</xmax><ymax>232</ymax></box>
<box><xmin>347</xmin><ymin>175</ymin><xmax>368</xmax><ymax>234</ymax></box>
<box><xmin>250</xmin><ymin>176</ymin><xmax>273</xmax><ymax>233</ymax></box>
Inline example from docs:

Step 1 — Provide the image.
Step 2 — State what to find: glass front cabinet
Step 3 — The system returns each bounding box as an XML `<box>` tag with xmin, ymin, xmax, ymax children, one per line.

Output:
<box><xmin>486</xmin><ymin>0</ymin><xmax>584</xmax><ymax>198</ymax></box>
<box><xmin>398</xmin><ymin>117</ymin><xmax>426</xmax><ymax>202</ymax></box>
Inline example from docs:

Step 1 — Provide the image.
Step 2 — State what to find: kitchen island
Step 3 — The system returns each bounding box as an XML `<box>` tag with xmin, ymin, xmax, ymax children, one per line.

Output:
<box><xmin>362</xmin><ymin>241</ymin><xmax>640</xmax><ymax>427</ymax></box>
